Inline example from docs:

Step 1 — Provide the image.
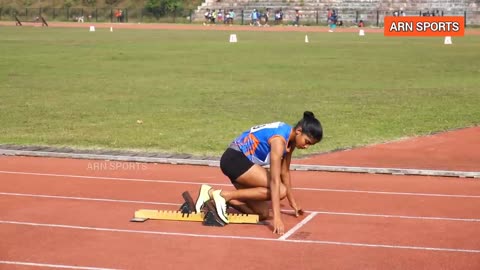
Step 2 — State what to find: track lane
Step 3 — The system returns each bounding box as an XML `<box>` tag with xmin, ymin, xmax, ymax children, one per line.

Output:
<box><xmin>1</xmin><ymin>157</ymin><xmax>479</xmax><ymax>196</ymax></box>
<box><xmin>1</xmin><ymin>190</ymin><xmax>479</xmax><ymax>250</ymax></box>
<box><xmin>1</xmin><ymin>173</ymin><xmax>479</xmax><ymax>219</ymax></box>
<box><xmin>1</xmin><ymin>222</ymin><xmax>479</xmax><ymax>270</ymax></box>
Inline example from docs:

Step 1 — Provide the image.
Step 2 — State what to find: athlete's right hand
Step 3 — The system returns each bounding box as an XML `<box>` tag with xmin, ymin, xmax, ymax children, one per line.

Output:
<box><xmin>273</xmin><ymin>217</ymin><xmax>285</xmax><ymax>235</ymax></box>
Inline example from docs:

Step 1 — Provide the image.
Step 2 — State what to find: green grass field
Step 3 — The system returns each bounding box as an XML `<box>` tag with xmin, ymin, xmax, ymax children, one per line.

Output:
<box><xmin>0</xmin><ymin>26</ymin><xmax>479</xmax><ymax>156</ymax></box>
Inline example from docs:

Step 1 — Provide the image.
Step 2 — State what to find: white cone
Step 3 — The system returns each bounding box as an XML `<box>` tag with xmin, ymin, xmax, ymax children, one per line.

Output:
<box><xmin>89</xmin><ymin>25</ymin><xmax>95</xmax><ymax>32</ymax></box>
<box><xmin>229</xmin><ymin>34</ymin><xmax>237</xmax><ymax>43</ymax></box>
<box><xmin>110</xmin><ymin>27</ymin><xmax>113</xmax><ymax>32</ymax></box>
<box><xmin>359</xmin><ymin>29</ymin><xmax>365</xmax><ymax>36</ymax></box>
<box><xmin>444</xmin><ymin>36</ymin><xmax>452</xmax><ymax>45</ymax></box>
<box><xmin>305</xmin><ymin>35</ymin><xmax>309</xmax><ymax>43</ymax></box>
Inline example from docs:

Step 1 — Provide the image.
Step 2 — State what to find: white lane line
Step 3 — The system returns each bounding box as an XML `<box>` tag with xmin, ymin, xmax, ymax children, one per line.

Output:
<box><xmin>0</xmin><ymin>192</ymin><xmax>181</xmax><ymax>206</ymax></box>
<box><xmin>284</xmin><ymin>239</ymin><xmax>480</xmax><ymax>253</ymax></box>
<box><xmin>2</xmin><ymin>192</ymin><xmax>480</xmax><ymax>222</ymax></box>
<box><xmin>294</xmin><ymin>187</ymin><xmax>480</xmax><ymax>198</ymax></box>
<box><xmin>1</xmin><ymin>220</ymin><xmax>479</xmax><ymax>253</ymax></box>
<box><xmin>1</xmin><ymin>170</ymin><xmax>479</xmax><ymax>198</ymax></box>
<box><xmin>309</xmin><ymin>211</ymin><xmax>480</xmax><ymax>222</ymax></box>
<box><xmin>0</xmin><ymin>170</ymin><xmax>231</xmax><ymax>187</ymax></box>
<box><xmin>278</xmin><ymin>212</ymin><xmax>318</xmax><ymax>240</ymax></box>
<box><xmin>0</xmin><ymin>261</ymin><xmax>121</xmax><ymax>270</ymax></box>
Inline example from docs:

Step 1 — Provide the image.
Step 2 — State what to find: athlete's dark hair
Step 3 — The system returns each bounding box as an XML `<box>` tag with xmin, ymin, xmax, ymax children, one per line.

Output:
<box><xmin>295</xmin><ymin>111</ymin><xmax>323</xmax><ymax>142</ymax></box>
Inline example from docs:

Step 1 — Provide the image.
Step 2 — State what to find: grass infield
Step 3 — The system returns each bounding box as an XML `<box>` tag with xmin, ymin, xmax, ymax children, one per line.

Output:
<box><xmin>1</xmin><ymin>27</ymin><xmax>479</xmax><ymax>156</ymax></box>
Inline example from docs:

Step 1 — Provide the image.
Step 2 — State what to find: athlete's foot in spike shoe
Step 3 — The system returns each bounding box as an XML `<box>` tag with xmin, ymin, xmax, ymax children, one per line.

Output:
<box><xmin>195</xmin><ymin>184</ymin><xmax>212</xmax><ymax>213</ymax></box>
<box><xmin>212</xmin><ymin>190</ymin><xmax>229</xmax><ymax>224</ymax></box>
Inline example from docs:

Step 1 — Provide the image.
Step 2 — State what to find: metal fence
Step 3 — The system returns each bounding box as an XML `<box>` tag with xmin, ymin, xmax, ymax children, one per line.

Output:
<box><xmin>1</xmin><ymin>7</ymin><xmax>479</xmax><ymax>26</ymax></box>
<box><xmin>226</xmin><ymin>8</ymin><xmax>480</xmax><ymax>26</ymax></box>
<box><xmin>0</xmin><ymin>7</ymin><xmax>194</xmax><ymax>24</ymax></box>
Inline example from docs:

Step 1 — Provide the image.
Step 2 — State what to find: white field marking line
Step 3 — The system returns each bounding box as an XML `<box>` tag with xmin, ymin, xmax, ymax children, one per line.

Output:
<box><xmin>2</xmin><ymin>192</ymin><xmax>480</xmax><ymax>222</ymax></box>
<box><xmin>278</xmin><ymin>212</ymin><xmax>318</xmax><ymax>240</ymax></box>
<box><xmin>0</xmin><ymin>192</ymin><xmax>181</xmax><ymax>206</ymax></box>
<box><xmin>0</xmin><ymin>261</ymin><xmax>121</xmax><ymax>270</ymax></box>
<box><xmin>1</xmin><ymin>170</ymin><xmax>479</xmax><ymax>199</ymax></box>
<box><xmin>1</xmin><ymin>220</ymin><xmax>479</xmax><ymax>254</ymax></box>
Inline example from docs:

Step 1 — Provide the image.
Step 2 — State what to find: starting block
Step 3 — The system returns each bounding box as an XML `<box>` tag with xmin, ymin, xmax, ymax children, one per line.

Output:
<box><xmin>131</xmin><ymin>191</ymin><xmax>260</xmax><ymax>226</ymax></box>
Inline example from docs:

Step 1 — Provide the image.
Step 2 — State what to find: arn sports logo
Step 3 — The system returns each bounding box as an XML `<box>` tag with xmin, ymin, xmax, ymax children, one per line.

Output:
<box><xmin>384</xmin><ymin>16</ymin><xmax>464</xmax><ymax>37</ymax></box>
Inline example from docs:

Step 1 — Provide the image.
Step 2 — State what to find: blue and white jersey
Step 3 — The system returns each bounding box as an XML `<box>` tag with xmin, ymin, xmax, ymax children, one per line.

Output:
<box><xmin>232</xmin><ymin>122</ymin><xmax>292</xmax><ymax>166</ymax></box>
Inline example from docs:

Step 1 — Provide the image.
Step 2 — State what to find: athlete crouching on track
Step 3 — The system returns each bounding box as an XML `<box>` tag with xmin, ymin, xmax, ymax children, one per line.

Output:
<box><xmin>195</xmin><ymin>111</ymin><xmax>323</xmax><ymax>234</ymax></box>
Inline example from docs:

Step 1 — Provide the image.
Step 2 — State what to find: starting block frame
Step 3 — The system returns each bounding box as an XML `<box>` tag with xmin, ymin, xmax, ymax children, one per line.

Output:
<box><xmin>131</xmin><ymin>191</ymin><xmax>261</xmax><ymax>226</ymax></box>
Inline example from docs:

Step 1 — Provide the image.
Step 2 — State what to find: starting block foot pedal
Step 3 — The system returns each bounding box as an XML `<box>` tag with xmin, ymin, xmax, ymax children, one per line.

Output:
<box><xmin>203</xmin><ymin>201</ymin><xmax>226</xmax><ymax>227</ymax></box>
<box><xmin>179</xmin><ymin>191</ymin><xmax>196</xmax><ymax>214</ymax></box>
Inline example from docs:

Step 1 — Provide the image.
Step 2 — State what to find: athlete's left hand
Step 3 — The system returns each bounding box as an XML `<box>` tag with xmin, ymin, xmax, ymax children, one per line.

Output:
<box><xmin>289</xmin><ymin>201</ymin><xmax>304</xmax><ymax>217</ymax></box>
<box><xmin>293</xmin><ymin>207</ymin><xmax>304</xmax><ymax>217</ymax></box>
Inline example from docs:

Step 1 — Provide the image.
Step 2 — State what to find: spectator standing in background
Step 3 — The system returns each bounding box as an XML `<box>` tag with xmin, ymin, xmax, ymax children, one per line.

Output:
<box><xmin>251</xmin><ymin>9</ymin><xmax>259</xmax><ymax>26</ymax></box>
<box><xmin>328</xmin><ymin>9</ymin><xmax>337</xmax><ymax>32</ymax></box>
<box><xmin>294</xmin><ymin>9</ymin><xmax>300</xmax><ymax>26</ymax></box>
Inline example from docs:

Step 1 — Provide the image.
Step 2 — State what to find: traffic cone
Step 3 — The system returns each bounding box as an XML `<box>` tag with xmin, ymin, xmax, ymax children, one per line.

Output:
<box><xmin>444</xmin><ymin>36</ymin><xmax>452</xmax><ymax>45</ymax></box>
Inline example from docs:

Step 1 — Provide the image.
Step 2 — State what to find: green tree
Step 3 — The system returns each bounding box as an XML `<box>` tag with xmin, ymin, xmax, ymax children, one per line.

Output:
<box><xmin>83</xmin><ymin>0</ymin><xmax>97</xmax><ymax>6</ymax></box>
<box><xmin>163</xmin><ymin>0</ymin><xmax>182</xmax><ymax>13</ymax></box>
<box><xmin>105</xmin><ymin>0</ymin><xmax>119</xmax><ymax>5</ymax></box>
<box><xmin>145</xmin><ymin>0</ymin><xmax>183</xmax><ymax>18</ymax></box>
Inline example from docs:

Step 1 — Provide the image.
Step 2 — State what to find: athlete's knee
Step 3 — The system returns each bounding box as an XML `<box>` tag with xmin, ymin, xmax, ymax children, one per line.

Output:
<box><xmin>267</xmin><ymin>184</ymin><xmax>287</xmax><ymax>200</ymax></box>
<box><xmin>256</xmin><ymin>208</ymin><xmax>270</xmax><ymax>220</ymax></box>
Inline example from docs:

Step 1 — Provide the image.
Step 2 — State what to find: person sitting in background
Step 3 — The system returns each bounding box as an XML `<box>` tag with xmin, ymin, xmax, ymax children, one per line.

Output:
<box><xmin>203</xmin><ymin>9</ymin><xmax>212</xmax><ymax>25</ymax></box>
<box><xmin>217</xmin><ymin>9</ymin><xmax>223</xmax><ymax>23</ymax></box>
<box><xmin>228</xmin><ymin>9</ymin><xmax>235</xmax><ymax>25</ymax></box>
<box><xmin>263</xmin><ymin>8</ymin><xmax>270</xmax><ymax>26</ymax></box>
<box><xmin>274</xmin><ymin>9</ymin><xmax>283</xmax><ymax>25</ymax></box>
<box><xmin>211</xmin><ymin>9</ymin><xmax>217</xmax><ymax>24</ymax></box>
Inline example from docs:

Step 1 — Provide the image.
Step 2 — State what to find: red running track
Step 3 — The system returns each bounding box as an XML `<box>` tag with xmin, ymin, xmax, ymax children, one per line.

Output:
<box><xmin>1</xmin><ymin>155</ymin><xmax>479</xmax><ymax>270</ymax></box>
<box><xmin>296</xmin><ymin>126</ymin><xmax>480</xmax><ymax>172</ymax></box>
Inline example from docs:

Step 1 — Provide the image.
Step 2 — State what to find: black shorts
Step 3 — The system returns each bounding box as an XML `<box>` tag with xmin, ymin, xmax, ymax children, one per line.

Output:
<box><xmin>220</xmin><ymin>147</ymin><xmax>254</xmax><ymax>183</ymax></box>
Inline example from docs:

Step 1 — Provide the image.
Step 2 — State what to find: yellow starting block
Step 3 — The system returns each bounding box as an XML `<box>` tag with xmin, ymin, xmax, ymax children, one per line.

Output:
<box><xmin>133</xmin><ymin>209</ymin><xmax>259</xmax><ymax>224</ymax></box>
<box><xmin>130</xmin><ymin>191</ymin><xmax>261</xmax><ymax>226</ymax></box>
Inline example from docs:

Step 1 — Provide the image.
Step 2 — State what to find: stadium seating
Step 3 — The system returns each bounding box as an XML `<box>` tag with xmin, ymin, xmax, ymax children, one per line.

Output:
<box><xmin>194</xmin><ymin>0</ymin><xmax>480</xmax><ymax>25</ymax></box>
